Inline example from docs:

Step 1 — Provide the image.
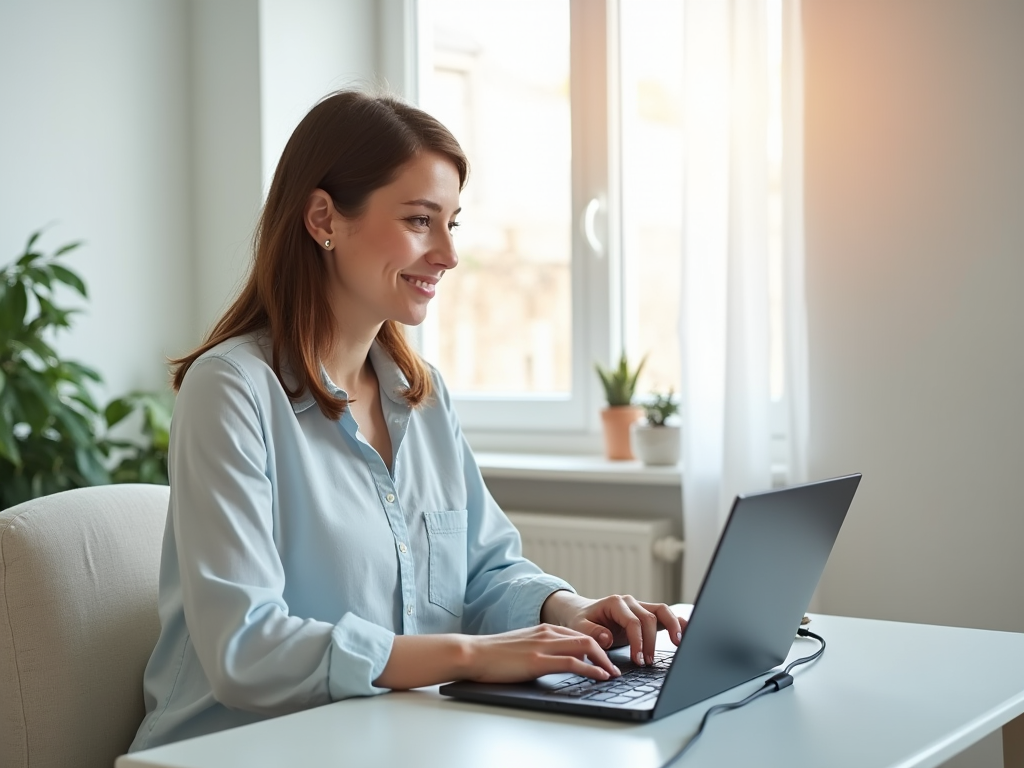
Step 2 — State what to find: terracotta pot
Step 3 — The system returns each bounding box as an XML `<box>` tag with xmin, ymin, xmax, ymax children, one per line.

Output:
<box><xmin>600</xmin><ymin>406</ymin><xmax>644</xmax><ymax>460</ymax></box>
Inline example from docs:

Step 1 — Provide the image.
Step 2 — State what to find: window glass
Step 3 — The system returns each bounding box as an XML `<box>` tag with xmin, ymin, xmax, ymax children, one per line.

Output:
<box><xmin>619</xmin><ymin>1</ymin><xmax>684</xmax><ymax>396</ymax></box>
<box><xmin>620</xmin><ymin>0</ymin><xmax>785</xmax><ymax>402</ymax></box>
<box><xmin>420</xmin><ymin>0</ymin><xmax>572</xmax><ymax>396</ymax></box>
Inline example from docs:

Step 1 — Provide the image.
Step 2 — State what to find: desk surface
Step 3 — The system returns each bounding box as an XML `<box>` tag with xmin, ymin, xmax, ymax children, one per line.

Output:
<box><xmin>118</xmin><ymin>612</ymin><xmax>1024</xmax><ymax>768</ymax></box>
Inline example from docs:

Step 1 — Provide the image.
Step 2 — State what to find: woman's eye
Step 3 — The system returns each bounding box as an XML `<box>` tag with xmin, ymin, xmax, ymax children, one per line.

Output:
<box><xmin>448</xmin><ymin>221</ymin><xmax>460</xmax><ymax>233</ymax></box>
<box><xmin>409</xmin><ymin>216</ymin><xmax>430</xmax><ymax>227</ymax></box>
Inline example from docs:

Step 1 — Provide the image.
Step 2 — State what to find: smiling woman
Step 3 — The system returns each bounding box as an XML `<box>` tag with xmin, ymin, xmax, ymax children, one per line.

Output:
<box><xmin>130</xmin><ymin>90</ymin><xmax>684</xmax><ymax>752</ymax></box>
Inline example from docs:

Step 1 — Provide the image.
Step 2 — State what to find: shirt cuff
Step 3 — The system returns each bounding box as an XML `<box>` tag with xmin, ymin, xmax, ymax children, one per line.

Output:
<box><xmin>505</xmin><ymin>574</ymin><xmax>577</xmax><ymax>631</ymax></box>
<box><xmin>327</xmin><ymin>613</ymin><xmax>396</xmax><ymax>700</ymax></box>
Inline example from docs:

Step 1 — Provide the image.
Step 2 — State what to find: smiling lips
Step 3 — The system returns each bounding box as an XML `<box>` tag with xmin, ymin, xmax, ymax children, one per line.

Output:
<box><xmin>402</xmin><ymin>274</ymin><xmax>439</xmax><ymax>297</ymax></box>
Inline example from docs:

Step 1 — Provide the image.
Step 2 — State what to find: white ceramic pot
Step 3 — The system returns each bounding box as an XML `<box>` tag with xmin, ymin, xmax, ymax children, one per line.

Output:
<box><xmin>630</xmin><ymin>423</ymin><xmax>681</xmax><ymax>466</ymax></box>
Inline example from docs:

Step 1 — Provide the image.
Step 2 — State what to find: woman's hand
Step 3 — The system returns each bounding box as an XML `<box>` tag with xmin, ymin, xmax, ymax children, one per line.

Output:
<box><xmin>461</xmin><ymin>624</ymin><xmax>621</xmax><ymax>684</ymax></box>
<box><xmin>539</xmin><ymin>591</ymin><xmax>686</xmax><ymax>668</ymax></box>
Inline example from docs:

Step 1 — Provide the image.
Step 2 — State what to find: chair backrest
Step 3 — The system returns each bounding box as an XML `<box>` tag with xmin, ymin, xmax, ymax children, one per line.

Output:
<box><xmin>0</xmin><ymin>484</ymin><xmax>169</xmax><ymax>768</ymax></box>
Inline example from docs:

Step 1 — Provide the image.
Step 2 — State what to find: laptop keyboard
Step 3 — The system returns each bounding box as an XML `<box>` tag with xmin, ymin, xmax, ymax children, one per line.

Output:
<box><xmin>546</xmin><ymin>650</ymin><xmax>674</xmax><ymax>706</ymax></box>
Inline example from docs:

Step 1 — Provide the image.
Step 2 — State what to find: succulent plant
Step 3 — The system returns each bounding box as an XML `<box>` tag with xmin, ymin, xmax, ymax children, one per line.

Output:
<box><xmin>594</xmin><ymin>352</ymin><xmax>646</xmax><ymax>407</ymax></box>
<box><xmin>642</xmin><ymin>390</ymin><xmax>679</xmax><ymax>426</ymax></box>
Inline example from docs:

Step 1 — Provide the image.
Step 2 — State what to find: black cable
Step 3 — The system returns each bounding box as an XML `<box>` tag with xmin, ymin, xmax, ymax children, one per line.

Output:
<box><xmin>786</xmin><ymin>628</ymin><xmax>825</xmax><ymax>674</ymax></box>
<box><xmin>660</xmin><ymin>628</ymin><xmax>825</xmax><ymax>767</ymax></box>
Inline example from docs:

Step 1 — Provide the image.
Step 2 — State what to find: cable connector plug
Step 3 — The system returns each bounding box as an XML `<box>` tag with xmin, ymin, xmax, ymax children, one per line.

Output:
<box><xmin>764</xmin><ymin>672</ymin><xmax>794</xmax><ymax>691</ymax></box>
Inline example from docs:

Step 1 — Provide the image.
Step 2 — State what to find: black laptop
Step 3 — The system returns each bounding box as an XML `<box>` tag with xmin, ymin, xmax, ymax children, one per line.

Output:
<box><xmin>440</xmin><ymin>473</ymin><xmax>861</xmax><ymax>722</ymax></box>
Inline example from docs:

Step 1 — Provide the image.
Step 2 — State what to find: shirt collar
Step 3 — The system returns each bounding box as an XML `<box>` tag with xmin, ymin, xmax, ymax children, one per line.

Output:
<box><xmin>289</xmin><ymin>340</ymin><xmax>410</xmax><ymax>414</ymax></box>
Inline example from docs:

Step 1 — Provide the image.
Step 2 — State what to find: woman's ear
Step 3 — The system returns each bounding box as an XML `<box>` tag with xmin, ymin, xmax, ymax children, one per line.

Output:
<box><xmin>304</xmin><ymin>189</ymin><xmax>337</xmax><ymax>249</ymax></box>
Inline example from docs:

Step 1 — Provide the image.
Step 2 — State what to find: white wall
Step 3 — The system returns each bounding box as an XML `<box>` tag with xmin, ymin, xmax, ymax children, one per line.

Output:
<box><xmin>0</xmin><ymin>0</ymin><xmax>195</xmax><ymax>397</ymax></box>
<box><xmin>804</xmin><ymin>0</ymin><xmax>1024</xmax><ymax>634</ymax></box>
<box><xmin>258</xmin><ymin>0</ymin><xmax>380</xmax><ymax>196</ymax></box>
<box><xmin>1</xmin><ymin>0</ymin><xmax>403</xmax><ymax>389</ymax></box>
<box><xmin>189</xmin><ymin>1</ymin><xmax>264</xmax><ymax>338</ymax></box>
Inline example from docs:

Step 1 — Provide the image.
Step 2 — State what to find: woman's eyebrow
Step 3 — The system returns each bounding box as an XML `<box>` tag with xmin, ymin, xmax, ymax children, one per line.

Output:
<box><xmin>401</xmin><ymin>198</ymin><xmax>461</xmax><ymax>215</ymax></box>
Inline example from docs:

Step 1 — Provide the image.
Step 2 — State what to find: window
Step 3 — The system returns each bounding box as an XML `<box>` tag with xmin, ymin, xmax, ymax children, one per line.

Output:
<box><xmin>414</xmin><ymin>0</ymin><xmax>785</xmax><ymax>445</ymax></box>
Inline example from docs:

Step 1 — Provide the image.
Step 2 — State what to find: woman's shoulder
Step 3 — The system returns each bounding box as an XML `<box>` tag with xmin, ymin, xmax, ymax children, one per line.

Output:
<box><xmin>181</xmin><ymin>332</ymin><xmax>285</xmax><ymax>405</ymax></box>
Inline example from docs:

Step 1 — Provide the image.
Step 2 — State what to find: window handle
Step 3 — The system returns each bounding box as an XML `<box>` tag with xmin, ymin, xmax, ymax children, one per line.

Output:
<box><xmin>582</xmin><ymin>197</ymin><xmax>603</xmax><ymax>256</ymax></box>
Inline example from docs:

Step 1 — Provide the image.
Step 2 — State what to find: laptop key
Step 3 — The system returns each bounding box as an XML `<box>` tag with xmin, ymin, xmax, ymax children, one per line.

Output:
<box><xmin>606</xmin><ymin>696</ymin><xmax>632</xmax><ymax>704</ymax></box>
<box><xmin>587</xmin><ymin>692</ymin><xmax>614</xmax><ymax>701</ymax></box>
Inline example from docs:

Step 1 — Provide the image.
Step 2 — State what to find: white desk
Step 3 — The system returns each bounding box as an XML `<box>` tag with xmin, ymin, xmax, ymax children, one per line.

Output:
<box><xmin>118</xmin><ymin>612</ymin><xmax>1024</xmax><ymax>768</ymax></box>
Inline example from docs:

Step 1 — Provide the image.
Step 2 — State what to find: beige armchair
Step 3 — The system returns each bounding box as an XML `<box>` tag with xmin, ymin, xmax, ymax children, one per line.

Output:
<box><xmin>0</xmin><ymin>484</ymin><xmax>168</xmax><ymax>768</ymax></box>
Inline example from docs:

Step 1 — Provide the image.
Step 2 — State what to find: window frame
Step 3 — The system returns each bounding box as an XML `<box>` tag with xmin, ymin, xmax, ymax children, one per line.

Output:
<box><xmin>409</xmin><ymin>0</ymin><xmax>622</xmax><ymax>447</ymax></box>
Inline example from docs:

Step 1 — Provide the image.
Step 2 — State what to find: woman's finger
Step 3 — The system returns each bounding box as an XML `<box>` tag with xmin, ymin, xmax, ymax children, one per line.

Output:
<box><xmin>601</xmin><ymin>595</ymin><xmax>645</xmax><ymax>667</ymax></box>
<box><xmin>623</xmin><ymin>595</ymin><xmax>659</xmax><ymax>665</ymax></box>
<box><xmin>575</xmin><ymin>618</ymin><xmax>615</xmax><ymax>649</ymax></box>
<box><xmin>643</xmin><ymin>602</ymin><xmax>686</xmax><ymax>646</ymax></box>
<box><xmin>538</xmin><ymin>654</ymin><xmax>613</xmax><ymax>681</ymax></box>
<box><xmin>559</xmin><ymin>633</ymin><xmax>619</xmax><ymax>677</ymax></box>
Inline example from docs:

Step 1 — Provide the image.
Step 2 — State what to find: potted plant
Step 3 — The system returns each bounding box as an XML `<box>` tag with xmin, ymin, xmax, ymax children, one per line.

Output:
<box><xmin>594</xmin><ymin>353</ymin><xmax>645</xmax><ymax>460</ymax></box>
<box><xmin>0</xmin><ymin>232</ymin><xmax>111</xmax><ymax>508</ymax></box>
<box><xmin>0</xmin><ymin>231</ymin><xmax>173</xmax><ymax>510</ymax></box>
<box><xmin>631</xmin><ymin>390</ymin><xmax>681</xmax><ymax>466</ymax></box>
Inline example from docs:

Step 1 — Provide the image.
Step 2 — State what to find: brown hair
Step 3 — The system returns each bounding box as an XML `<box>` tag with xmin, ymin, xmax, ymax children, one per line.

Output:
<box><xmin>171</xmin><ymin>90</ymin><xmax>468</xmax><ymax>419</ymax></box>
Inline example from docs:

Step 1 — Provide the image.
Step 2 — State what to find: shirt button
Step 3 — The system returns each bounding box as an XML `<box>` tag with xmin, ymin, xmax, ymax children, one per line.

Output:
<box><xmin>406</xmin><ymin>605</ymin><xmax>414</xmax><ymax>615</ymax></box>
<box><xmin>399</xmin><ymin>543</ymin><xmax>407</xmax><ymax>553</ymax></box>
<box><xmin>385</xmin><ymin>493</ymin><xmax>396</xmax><ymax>503</ymax></box>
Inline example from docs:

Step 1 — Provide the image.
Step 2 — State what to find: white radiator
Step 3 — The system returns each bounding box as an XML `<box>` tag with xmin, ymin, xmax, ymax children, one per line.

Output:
<box><xmin>505</xmin><ymin>511</ymin><xmax>684</xmax><ymax>605</ymax></box>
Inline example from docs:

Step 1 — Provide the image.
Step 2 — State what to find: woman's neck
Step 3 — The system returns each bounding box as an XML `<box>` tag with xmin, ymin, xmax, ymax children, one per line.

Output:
<box><xmin>323</xmin><ymin>324</ymin><xmax>382</xmax><ymax>397</ymax></box>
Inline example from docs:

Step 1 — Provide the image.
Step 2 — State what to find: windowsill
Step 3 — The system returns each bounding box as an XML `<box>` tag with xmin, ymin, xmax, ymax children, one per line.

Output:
<box><xmin>475</xmin><ymin>452</ymin><xmax>682</xmax><ymax>487</ymax></box>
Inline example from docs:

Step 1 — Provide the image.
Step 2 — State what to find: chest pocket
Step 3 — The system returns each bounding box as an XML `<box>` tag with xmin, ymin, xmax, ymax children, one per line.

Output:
<box><xmin>424</xmin><ymin>509</ymin><xmax>469</xmax><ymax>617</ymax></box>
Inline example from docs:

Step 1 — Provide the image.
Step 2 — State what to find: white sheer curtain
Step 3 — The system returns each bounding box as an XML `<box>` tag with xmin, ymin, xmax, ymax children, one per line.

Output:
<box><xmin>678</xmin><ymin>0</ymin><xmax>808</xmax><ymax>601</ymax></box>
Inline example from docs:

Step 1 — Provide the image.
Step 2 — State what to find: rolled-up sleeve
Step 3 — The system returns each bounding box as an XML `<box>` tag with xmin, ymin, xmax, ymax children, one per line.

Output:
<box><xmin>172</xmin><ymin>357</ymin><xmax>393</xmax><ymax>715</ymax></box>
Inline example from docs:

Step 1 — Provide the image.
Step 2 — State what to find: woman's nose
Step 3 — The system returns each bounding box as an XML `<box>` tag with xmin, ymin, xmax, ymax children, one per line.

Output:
<box><xmin>428</xmin><ymin>230</ymin><xmax>459</xmax><ymax>270</ymax></box>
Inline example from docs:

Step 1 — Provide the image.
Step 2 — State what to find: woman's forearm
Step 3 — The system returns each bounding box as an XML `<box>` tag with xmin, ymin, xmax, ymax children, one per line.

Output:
<box><xmin>374</xmin><ymin>633</ymin><xmax>475</xmax><ymax>690</ymax></box>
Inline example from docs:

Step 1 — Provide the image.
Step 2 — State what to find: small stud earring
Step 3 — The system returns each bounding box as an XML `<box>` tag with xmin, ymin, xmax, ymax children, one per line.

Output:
<box><xmin>324</xmin><ymin>239</ymin><xmax>331</xmax><ymax>248</ymax></box>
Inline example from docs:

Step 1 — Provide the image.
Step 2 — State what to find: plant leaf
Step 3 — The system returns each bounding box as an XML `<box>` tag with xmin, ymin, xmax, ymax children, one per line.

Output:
<box><xmin>61</xmin><ymin>360</ymin><xmax>103</xmax><ymax>383</ymax></box>
<box><xmin>52</xmin><ymin>400</ymin><xmax>97</xmax><ymax>447</ymax></box>
<box><xmin>143</xmin><ymin>397</ymin><xmax>173</xmax><ymax>442</ymax></box>
<box><xmin>49</xmin><ymin>264</ymin><xmax>88</xmax><ymax>297</ymax></box>
<box><xmin>36</xmin><ymin>295</ymin><xmax>73</xmax><ymax>329</ymax></box>
<box><xmin>0</xmin><ymin>281</ymin><xmax>28</xmax><ymax>335</ymax></box>
<box><xmin>11</xmin><ymin>373</ymin><xmax>53</xmax><ymax>431</ymax></box>
<box><xmin>0</xmin><ymin>406</ymin><xmax>21</xmax><ymax>467</ymax></box>
<box><xmin>25</xmin><ymin>266</ymin><xmax>54</xmax><ymax>290</ymax></box>
<box><xmin>16</xmin><ymin>231</ymin><xmax>45</xmax><ymax>267</ymax></box>
<box><xmin>15</xmin><ymin>336</ymin><xmax>58</xmax><ymax>367</ymax></box>
<box><xmin>75</xmin><ymin>445</ymin><xmax>110</xmax><ymax>486</ymax></box>
<box><xmin>54</xmin><ymin>240</ymin><xmax>84</xmax><ymax>257</ymax></box>
<box><xmin>104</xmin><ymin>397</ymin><xmax>134</xmax><ymax>428</ymax></box>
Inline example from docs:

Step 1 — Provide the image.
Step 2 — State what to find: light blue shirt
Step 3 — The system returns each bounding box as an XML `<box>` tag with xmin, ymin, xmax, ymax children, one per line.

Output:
<box><xmin>130</xmin><ymin>333</ymin><xmax>572</xmax><ymax>751</ymax></box>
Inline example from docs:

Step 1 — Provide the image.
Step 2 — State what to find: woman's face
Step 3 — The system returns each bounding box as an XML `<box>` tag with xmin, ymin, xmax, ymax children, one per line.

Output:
<box><xmin>326</xmin><ymin>151</ymin><xmax>461</xmax><ymax>331</ymax></box>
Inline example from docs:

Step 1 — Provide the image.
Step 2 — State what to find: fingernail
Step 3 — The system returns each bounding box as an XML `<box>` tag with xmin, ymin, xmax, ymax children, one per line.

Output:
<box><xmin>600</xmin><ymin>669</ymin><xmax>610</xmax><ymax>679</ymax></box>
<box><xmin>636</xmin><ymin>651</ymin><xmax>645</xmax><ymax>666</ymax></box>
<box><xmin>676</xmin><ymin>631</ymin><xmax>682</xmax><ymax>642</ymax></box>
<box><xmin>612</xmin><ymin>665</ymin><xmax>621</xmax><ymax>676</ymax></box>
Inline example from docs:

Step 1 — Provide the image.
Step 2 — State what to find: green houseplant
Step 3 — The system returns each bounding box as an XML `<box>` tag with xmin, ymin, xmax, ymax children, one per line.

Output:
<box><xmin>594</xmin><ymin>352</ymin><xmax>646</xmax><ymax>407</ymax></box>
<box><xmin>641</xmin><ymin>389</ymin><xmax>679</xmax><ymax>426</ymax></box>
<box><xmin>594</xmin><ymin>352</ymin><xmax>646</xmax><ymax>460</ymax></box>
<box><xmin>0</xmin><ymin>231</ymin><xmax>173</xmax><ymax>510</ymax></box>
<box><xmin>105</xmin><ymin>390</ymin><xmax>173</xmax><ymax>485</ymax></box>
<box><xmin>0</xmin><ymin>232</ymin><xmax>111</xmax><ymax>507</ymax></box>
<box><xmin>632</xmin><ymin>389</ymin><xmax>681</xmax><ymax>466</ymax></box>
